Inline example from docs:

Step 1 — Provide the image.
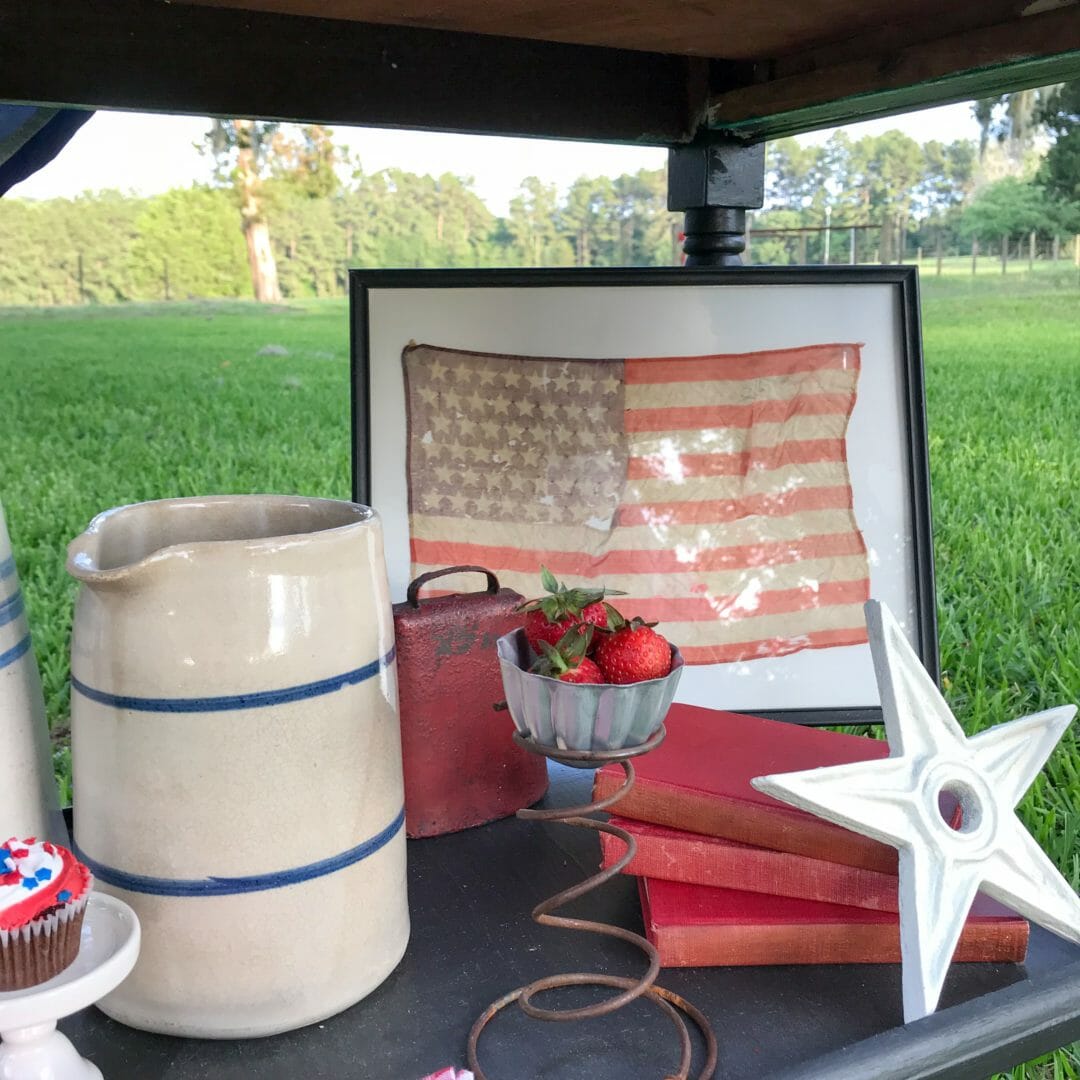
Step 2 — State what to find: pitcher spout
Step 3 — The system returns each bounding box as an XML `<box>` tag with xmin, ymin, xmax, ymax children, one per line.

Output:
<box><xmin>66</xmin><ymin>505</ymin><xmax>148</xmax><ymax>586</ymax></box>
<box><xmin>66</xmin><ymin>502</ymin><xmax>196</xmax><ymax>587</ymax></box>
<box><xmin>67</xmin><ymin>511</ymin><xmax>110</xmax><ymax>584</ymax></box>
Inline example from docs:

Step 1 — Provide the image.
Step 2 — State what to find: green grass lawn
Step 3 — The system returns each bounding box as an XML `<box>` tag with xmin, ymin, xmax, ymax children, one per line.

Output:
<box><xmin>0</xmin><ymin>297</ymin><xmax>354</xmax><ymax>795</ymax></box>
<box><xmin>0</xmin><ymin>276</ymin><xmax>1078</xmax><ymax>1076</ymax></box>
<box><xmin>922</xmin><ymin>278</ymin><xmax>1080</xmax><ymax>1080</ymax></box>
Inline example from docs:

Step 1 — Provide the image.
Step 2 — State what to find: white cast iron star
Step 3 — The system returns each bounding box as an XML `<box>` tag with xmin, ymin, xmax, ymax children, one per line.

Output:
<box><xmin>752</xmin><ymin>600</ymin><xmax>1080</xmax><ymax>1023</ymax></box>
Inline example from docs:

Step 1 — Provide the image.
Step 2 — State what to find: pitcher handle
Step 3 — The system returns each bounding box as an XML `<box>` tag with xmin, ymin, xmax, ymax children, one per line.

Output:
<box><xmin>406</xmin><ymin>565</ymin><xmax>500</xmax><ymax>608</ymax></box>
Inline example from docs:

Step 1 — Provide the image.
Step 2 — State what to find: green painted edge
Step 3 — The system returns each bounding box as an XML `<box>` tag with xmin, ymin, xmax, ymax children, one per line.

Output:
<box><xmin>709</xmin><ymin>49</ymin><xmax>1080</xmax><ymax>142</ymax></box>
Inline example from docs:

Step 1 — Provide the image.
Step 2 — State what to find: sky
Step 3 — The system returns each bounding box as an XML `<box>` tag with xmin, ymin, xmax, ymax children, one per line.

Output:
<box><xmin>9</xmin><ymin>102</ymin><xmax>981</xmax><ymax>216</ymax></box>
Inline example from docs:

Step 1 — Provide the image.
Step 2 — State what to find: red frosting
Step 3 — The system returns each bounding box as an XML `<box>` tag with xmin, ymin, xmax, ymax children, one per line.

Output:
<box><xmin>0</xmin><ymin>838</ymin><xmax>92</xmax><ymax>932</ymax></box>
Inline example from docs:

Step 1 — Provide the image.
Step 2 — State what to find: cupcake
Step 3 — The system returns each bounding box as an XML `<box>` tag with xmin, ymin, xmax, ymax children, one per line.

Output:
<box><xmin>0</xmin><ymin>836</ymin><xmax>92</xmax><ymax>990</ymax></box>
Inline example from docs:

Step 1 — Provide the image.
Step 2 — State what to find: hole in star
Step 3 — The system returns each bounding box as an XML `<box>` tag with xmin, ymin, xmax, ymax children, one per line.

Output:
<box><xmin>937</xmin><ymin>781</ymin><xmax>982</xmax><ymax>834</ymax></box>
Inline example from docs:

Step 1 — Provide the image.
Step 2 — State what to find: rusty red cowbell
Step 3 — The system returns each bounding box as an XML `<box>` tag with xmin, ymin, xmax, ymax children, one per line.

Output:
<box><xmin>393</xmin><ymin>566</ymin><xmax>549</xmax><ymax>838</ymax></box>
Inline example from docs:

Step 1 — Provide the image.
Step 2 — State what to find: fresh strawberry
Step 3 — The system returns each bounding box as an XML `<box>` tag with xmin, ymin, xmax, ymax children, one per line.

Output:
<box><xmin>517</xmin><ymin>566</ymin><xmax>623</xmax><ymax>653</ymax></box>
<box><xmin>531</xmin><ymin>627</ymin><xmax>605</xmax><ymax>684</ymax></box>
<box><xmin>555</xmin><ymin>657</ymin><xmax>605</xmax><ymax>684</ymax></box>
<box><xmin>523</xmin><ymin>600</ymin><xmax>611</xmax><ymax>652</ymax></box>
<box><xmin>523</xmin><ymin>609</ymin><xmax>577</xmax><ymax>651</ymax></box>
<box><xmin>594</xmin><ymin>615</ymin><xmax>673</xmax><ymax>685</ymax></box>
<box><xmin>577</xmin><ymin>600</ymin><xmax>613</xmax><ymax>635</ymax></box>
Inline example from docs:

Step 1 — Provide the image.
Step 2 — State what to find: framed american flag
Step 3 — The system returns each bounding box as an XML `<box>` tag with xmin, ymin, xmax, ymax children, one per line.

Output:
<box><xmin>349</xmin><ymin>267</ymin><xmax>936</xmax><ymax>725</ymax></box>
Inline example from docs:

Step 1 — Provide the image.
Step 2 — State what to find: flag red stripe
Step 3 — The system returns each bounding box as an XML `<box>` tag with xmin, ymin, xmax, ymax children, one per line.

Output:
<box><xmin>624</xmin><ymin>345</ymin><xmax>860</xmax><ymax>385</ymax></box>
<box><xmin>625</xmin><ymin>393</ymin><xmax>855</xmax><ymax>433</ymax></box>
<box><xmin>627</xmin><ymin>438</ymin><xmax>846</xmax><ymax>479</ymax></box>
<box><xmin>629</xmin><ymin>579</ymin><xmax>871</xmax><ymax>623</ymax></box>
<box><xmin>678</xmin><ymin>627</ymin><xmax>869</xmax><ymax>664</ymax></box>
<box><xmin>409</xmin><ymin>530</ymin><xmax>867</xmax><ymax>577</ymax></box>
<box><xmin>617</xmin><ymin>485</ymin><xmax>853</xmax><ymax>527</ymax></box>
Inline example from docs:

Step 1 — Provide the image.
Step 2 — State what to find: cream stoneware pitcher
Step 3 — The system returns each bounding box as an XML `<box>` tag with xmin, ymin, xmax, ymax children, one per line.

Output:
<box><xmin>0</xmin><ymin>500</ymin><xmax>64</xmax><ymax>843</ymax></box>
<box><xmin>67</xmin><ymin>495</ymin><xmax>408</xmax><ymax>1038</ymax></box>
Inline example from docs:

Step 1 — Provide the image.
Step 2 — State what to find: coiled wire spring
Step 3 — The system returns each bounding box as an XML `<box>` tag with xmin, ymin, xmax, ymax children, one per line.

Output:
<box><xmin>467</xmin><ymin>725</ymin><xmax>717</xmax><ymax>1080</ymax></box>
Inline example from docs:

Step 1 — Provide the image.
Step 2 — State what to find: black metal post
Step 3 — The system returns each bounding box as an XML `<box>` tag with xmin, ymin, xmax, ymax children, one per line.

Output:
<box><xmin>668</xmin><ymin>141</ymin><xmax>764</xmax><ymax>267</ymax></box>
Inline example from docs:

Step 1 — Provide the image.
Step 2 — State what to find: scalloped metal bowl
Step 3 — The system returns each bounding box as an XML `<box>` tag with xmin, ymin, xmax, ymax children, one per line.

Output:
<box><xmin>496</xmin><ymin>628</ymin><xmax>684</xmax><ymax>752</ymax></box>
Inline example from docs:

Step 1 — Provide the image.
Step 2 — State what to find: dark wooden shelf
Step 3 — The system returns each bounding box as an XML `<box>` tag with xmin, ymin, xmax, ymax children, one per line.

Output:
<box><xmin>2</xmin><ymin>0</ymin><xmax>1079</xmax><ymax>145</ymax></box>
<box><xmin>61</xmin><ymin>764</ymin><xmax>1080</xmax><ymax>1079</ymax></box>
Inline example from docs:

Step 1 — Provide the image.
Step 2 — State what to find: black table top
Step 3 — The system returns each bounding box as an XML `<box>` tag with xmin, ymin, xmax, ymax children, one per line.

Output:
<box><xmin>62</xmin><ymin>765</ymin><xmax>1080</xmax><ymax>1080</ymax></box>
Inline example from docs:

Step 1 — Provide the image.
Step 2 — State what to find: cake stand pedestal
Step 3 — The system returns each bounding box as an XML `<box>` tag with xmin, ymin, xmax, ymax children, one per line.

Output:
<box><xmin>0</xmin><ymin>893</ymin><xmax>140</xmax><ymax>1080</ymax></box>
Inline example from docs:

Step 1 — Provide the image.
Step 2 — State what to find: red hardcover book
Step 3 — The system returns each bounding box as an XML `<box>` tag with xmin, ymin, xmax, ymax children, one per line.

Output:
<box><xmin>593</xmin><ymin>704</ymin><xmax>899</xmax><ymax>872</ymax></box>
<box><xmin>639</xmin><ymin>878</ymin><xmax>1030</xmax><ymax>967</ymax></box>
<box><xmin>600</xmin><ymin>816</ymin><xmax>901</xmax><ymax>912</ymax></box>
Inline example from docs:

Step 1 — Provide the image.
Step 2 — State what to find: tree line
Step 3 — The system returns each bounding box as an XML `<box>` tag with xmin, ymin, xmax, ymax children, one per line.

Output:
<box><xmin>0</xmin><ymin>84</ymin><xmax>1077</xmax><ymax>307</ymax></box>
<box><xmin>0</xmin><ymin>162</ymin><xmax>676</xmax><ymax>307</ymax></box>
<box><xmin>755</xmin><ymin>84</ymin><xmax>1080</xmax><ymax>264</ymax></box>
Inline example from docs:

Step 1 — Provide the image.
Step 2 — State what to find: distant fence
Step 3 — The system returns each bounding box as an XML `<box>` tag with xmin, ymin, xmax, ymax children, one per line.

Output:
<box><xmin>744</xmin><ymin>221</ymin><xmax>1080</xmax><ymax>274</ymax></box>
<box><xmin>744</xmin><ymin>222</ymin><xmax>878</xmax><ymax>266</ymax></box>
<box><xmin>22</xmin><ymin>230</ymin><xmax>1080</xmax><ymax>307</ymax></box>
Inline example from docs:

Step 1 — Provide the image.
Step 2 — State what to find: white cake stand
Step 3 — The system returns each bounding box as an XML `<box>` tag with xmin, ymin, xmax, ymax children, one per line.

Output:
<box><xmin>0</xmin><ymin>893</ymin><xmax>140</xmax><ymax>1080</ymax></box>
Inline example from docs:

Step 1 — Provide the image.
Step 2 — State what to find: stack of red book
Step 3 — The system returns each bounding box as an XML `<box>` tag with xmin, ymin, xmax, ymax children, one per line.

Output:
<box><xmin>594</xmin><ymin>704</ymin><xmax>1029</xmax><ymax>967</ymax></box>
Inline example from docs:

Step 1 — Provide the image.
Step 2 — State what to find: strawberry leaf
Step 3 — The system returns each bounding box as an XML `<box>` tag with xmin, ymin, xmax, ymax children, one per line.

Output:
<box><xmin>563</xmin><ymin>587</ymin><xmax>604</xmax><ymax>609</ymax></box>
<box><xmin>555</xmin><ymin>625</ymin><xmax>592</xmax><ymax>661</ymax></box>
<box><xmin>532</xmin><ymin>638</ymin><xmax>567</xmax><ymax>676</ymax></box>
<box><xmin>539</xmin><ymin>566</ymin><xmax>561</xmax><ymax>594</ymax></box>
<box><xmin>539</xmin><ymin>596</ymin><xmax>564</xmax><ymax>621</ymax></box>
<box><xmin>519</xmin><ymin>569</ymin><xmax>624</xmax><ymax>621</ymax></box>
<box><xmin>538</xmin><ymin>640</ymin><xmax>561</xmax><ymax>662</ymax></box>
<box><xmin>603</xmin><ymin>602</ymin><xmax>624</xmax><ymax>626</ymax></box>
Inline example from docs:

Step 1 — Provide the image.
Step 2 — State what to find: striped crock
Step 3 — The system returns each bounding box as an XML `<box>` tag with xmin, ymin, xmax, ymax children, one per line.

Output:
<box><xmin>68</xmin><ymin>495</ymin><xmax>408</xmax><ymax>1038</ymax></box>
<box><xmin>0</xmin><ymin>499</ymin><xmax>63</xmax><ymax>843</ymax></box>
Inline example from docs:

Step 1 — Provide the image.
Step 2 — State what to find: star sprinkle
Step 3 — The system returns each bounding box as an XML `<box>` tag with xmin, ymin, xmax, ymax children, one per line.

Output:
<box><xmin>753</xmin><ymin>600</ymin><xmax>1080</xmax><ymax>1022</ymax></box>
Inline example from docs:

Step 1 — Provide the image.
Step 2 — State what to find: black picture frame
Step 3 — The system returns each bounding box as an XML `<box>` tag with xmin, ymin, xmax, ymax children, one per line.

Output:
<box><xmin>349</xmin><ymin>265</ymin><xmax>937</xmax><ymax>727</ymax></box>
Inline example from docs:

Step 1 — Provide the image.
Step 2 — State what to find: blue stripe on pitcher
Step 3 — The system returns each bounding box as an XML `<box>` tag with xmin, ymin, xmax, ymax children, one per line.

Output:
<box><xmin>74</xmin><ymin>807</ymin><xmax>405</xmax><ymax>897</ymax></box>
<box><xmin>0</xmin><ymin>633</ymin><xmax>31</xmax><ymax>671</ymax></box>
<box><xmin>0</xmin><ymin>555</ymin><xmax>15</xmax><ymax>580</ymax></box>
<box><xmin>0</xmin><ymin>589</ymin><xmax>25</xmax><ymax>629</ymax></box>
<box><xmin>71</xmin><ymin>644</ymin><xmax>396</xmax><ymax>713</ymax></box>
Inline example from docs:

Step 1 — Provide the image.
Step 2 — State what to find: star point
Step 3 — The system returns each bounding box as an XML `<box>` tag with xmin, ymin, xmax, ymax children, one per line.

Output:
<box><xmin>753</xmin><ymin>600</ymin><xmax>1080</xmax><ymax>1022</ymax></box>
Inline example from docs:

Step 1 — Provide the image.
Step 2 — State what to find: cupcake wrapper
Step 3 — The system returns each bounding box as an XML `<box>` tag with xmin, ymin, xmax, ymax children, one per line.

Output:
<box><xmin>0</xmin><ymin>877</ymin><xmax>92</xmax><ymax>990</ymax></box>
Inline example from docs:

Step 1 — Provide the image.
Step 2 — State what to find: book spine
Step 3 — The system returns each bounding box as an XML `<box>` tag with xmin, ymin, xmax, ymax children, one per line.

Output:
<box><xmin>600</xmin><ymin>828</ymin><xmax>900</xmax><ymax>912</ymax></box>
<box><xmin>648</xmin><ymin>922</ymin><xmax>1029</xmax><ymax>968</ymax></box>
<box><xmin>593</xmin><ymin>770</ymin><xmax>897</xmax><ymax>874</ymax></box>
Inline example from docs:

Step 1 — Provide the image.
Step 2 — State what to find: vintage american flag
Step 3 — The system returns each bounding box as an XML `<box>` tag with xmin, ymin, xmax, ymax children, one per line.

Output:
<box><xmin>402</xmin><ymin>342</ymin><xmax>870</xmax><ymax>665</ymax></box>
